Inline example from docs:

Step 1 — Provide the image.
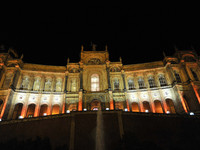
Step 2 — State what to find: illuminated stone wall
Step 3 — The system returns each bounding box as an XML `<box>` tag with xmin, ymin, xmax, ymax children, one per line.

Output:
<box><xmin>0</xmin><ymin>48</ymin><xmax>200</xmax><ymax>120</ymax></box>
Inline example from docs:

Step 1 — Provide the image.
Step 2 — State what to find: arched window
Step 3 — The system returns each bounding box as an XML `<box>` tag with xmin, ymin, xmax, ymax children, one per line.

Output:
<box><xmin>165</xmin><ymin>99</ymin><xmax>176</xmax><ymax>113</ymax></box>
<box><xmin>174</xmin><ymin>71</ymin><xmax>182</xmax><ymax>83</ymax></box>
<box><xmin>154</xmin><ymin>100</ymin><xmax>164</xmax><ymax>113</ymax></box>
<box><xmin>132</xmin><ymin>102</ymin><xmax>139</xmax><ymax>112</ymax></box>
<box><xmin>148</xmin><ymin>76</ymin><xmax>156</xmax><ymax>88</ymax></box>
<box><xmin>91</xmin><ymin>74</ymin><xmax>100</xmax><ymax>91</ymax></box>
<box><xmin>191</xmin><ymin>69</ymin><xmax>199</xmax><ymax>81</ymax></box>
<box><xmin>128</xmin><ymin>78</ymin><xmax>134</xmax><ymax>90</ymax></box>
<box><xmin>183</xmin><ymin>56</ymin><xmax>196</xmax><ymax>62</ymax></box>
<box><xmin>39</xmin><ymin>104</ymin><xmax>48</xmax><ymax>116</ymax></box>
<box><xmin>114</xmin><ymin>78</ymin><xmax>120</xmax><ymax>90</ymax></box>
<box><xmin>52</xmin><ymin>105</ymin><xmax>60</xmax><ymax>115</ymax></box>
<box><xmin>26</xmin><ymin>104</ymin><xmax>36</xmax><ymax>118</ymax></box>
<box><xmin>138</xmin><ymin>77</ymin><xmax>145</xmax><ymax>89</ymax></box>
<box><xmin>142</xmin><ymin>101</ymin><xmax>151</xmax><ymax>112</ymax></box>
<box><xmin>158</xmin><ymin>74</ymin><xmax>167</xmax><ymax>86</ymax></box>
<box><xmin>91</xmin><ymin>100</ymin><xmax>101</xmax><ymax>110</ymax></box>
<box><xmin>12</xmin><ymin>103</ymin><xmax>23</xmax><ymax>119</ymax></box>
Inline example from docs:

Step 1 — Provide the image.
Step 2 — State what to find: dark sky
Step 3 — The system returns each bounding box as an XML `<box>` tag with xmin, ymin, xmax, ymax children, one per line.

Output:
<box><xmin>0</xmin><ymin>5</ymin><xmax>200</xmax><ymax>66</ymax></box>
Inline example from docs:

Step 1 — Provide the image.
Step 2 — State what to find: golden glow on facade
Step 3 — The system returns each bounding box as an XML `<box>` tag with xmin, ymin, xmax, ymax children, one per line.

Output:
<box><xmin>0</xmin><ymin>47</ymin><xmax>200</xmax><ymax>121</ymax></box>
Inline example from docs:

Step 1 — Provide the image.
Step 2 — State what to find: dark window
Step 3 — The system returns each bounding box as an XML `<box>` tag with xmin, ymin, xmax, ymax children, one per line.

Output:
<box><xmin>191</xmin><ymin>69</ymin><xmax>199</xmax><ymax>81</ymax></box>
<box><xmin>174</xmin><ymin>72</ymin><xmax>182</xmax><ymax>83</ymax></box>
<box><xmin>148</xmin><ymin>77</ymin><xmax>156</xmax><ymax>88</ymax></box>
<box><xmin>128</xmin><ymin>79</ymin><xmax>134</xmax><ymax>90</ymax></box>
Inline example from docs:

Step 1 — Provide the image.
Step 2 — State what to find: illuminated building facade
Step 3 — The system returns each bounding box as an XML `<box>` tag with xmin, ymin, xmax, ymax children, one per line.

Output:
<box><xmin>0</xmin><ymin>46</ymin><xmax>200</xmax><ymax>120</ymax></box>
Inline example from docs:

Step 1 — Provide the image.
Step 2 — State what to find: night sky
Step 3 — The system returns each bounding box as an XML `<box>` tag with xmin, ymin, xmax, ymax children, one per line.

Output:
<box><xmin>1</xmin><ymin>5</ymin><xmax>200</xmax><ymax>66</ymax></box>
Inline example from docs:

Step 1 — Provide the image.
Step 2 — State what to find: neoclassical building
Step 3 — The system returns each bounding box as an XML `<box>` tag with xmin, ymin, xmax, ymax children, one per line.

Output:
<box><xmin>0</xmin><ymin>46</ymin><xmax>200</xmax><ymax>120</ymax></box>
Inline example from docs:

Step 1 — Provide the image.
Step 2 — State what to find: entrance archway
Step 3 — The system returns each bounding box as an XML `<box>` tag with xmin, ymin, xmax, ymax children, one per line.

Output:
<box><xmin>52</xmin><ymin>104</ymin><xmax>60</xmax><ymax>115</ymax></box>
<box><xmin>12</xmin><ymin>103</ymin><xmax>23</xmax><ymax>119</ymax></box>
<box><xmin>166</xmin><ymin>99</ymin><xmax>176</xmax><ymax>113</ymax></box>
<box><xmin>39</xmin><ymin>104</ymin><xmax>48</xmax><ymax>116</ymax></box>
<box><xmin>26</xmin><ymin>104</ymin><xmax>36</xmax><ymax>118</ymax></box>
<box><xmin>115</xmin><ymin>101</ymin><xmax>124</xmax><ymax>110</ymax></box>
<box><xmin>91</xmin><ymin>100</ymin><xmax>101</xmax><ymax>111</ymax></box>
<box><xmin>132</xmin><ymin>102</ymin><xmax>140</xmax><ymax>112</ymax></box>
<box><xmin>142</xmin><ymin>101</ymin><xmax>151</xmax><ymax>112</ymax></box>
<box><xmin>154</xmin><ymin>100</ymin><xmax>164</xmax><ymax>113</ymax></box>
<box><xmin>68</xmin><ymin>103</ymin><xmax>77</xmax><ymax>111</ymax></box>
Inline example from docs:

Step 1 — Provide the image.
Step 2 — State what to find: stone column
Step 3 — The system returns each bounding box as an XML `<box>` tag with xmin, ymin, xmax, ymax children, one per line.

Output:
<box><xmin>121</xmin><ymin>70</ymin><xmax>130</xmax><ymax>111</ymax></box>
<box><xmin>148</xmin><ymin>91</ymin><xmax>155</xmax><ymax>113</ymax></box>
<box><xmin>62</xmin><ymin>94</ymin><xmax>66</xmax><ymax>113</ymax></box>
<box><xmin>158</xmin><ymin>89</ymin><xmax>168</xmax><ymax>113</ymax></box>
<box><xmin>15</xmin><ymin>71</ymin><xmax>23</xmax><ymax>90</ymax></box>
<box><xmin>40</xmin><ymin>75</ymin><xmax>45</xmax><ymax>91</ymax></box>
<box><xmin>10</xmin><ymin>69</ymin><xmax>20</xmax><ymax>90</ymax></box>
<box><xmin>34</xmin><ymin>94</ymin><xmax>42</xmax><ymax>117</ymax></box>
<box><xmin>64</xmin><ymin>72</ymin><xmax>68</xmax><ymax>92</ymax></box>
<box><xmin>78</xmin><ymin>91</ymin><xmax>83</xmax><ymax>111</ymax></box>
<box><xmin>1</xmin><ymin>89</ymin><xmax>12</xmax><ymax>119</ymax></box>
<box><xmin>47</xmin><ymin>94</ymin><xmax>53</xmax><ymax>115</ymax></box>
<box><xmin>191</xmin><ymin>82</ymin><xmax>200</xmax><ymax>104</ymax></box>
<box><xmin>78</xmin><ymin>68</ymin><xmax>83</xmax><ymax>111</ymax></box>
<box><xmin>109</xmin><ymin>90</ymin><xmax>114</xmax><ymax>110</ymax></box>
<box><xmin>106</xmin><ymin>64</ymin><xmax>111</xmax><ymax>90</ymax></box>
<box><xmin>121</xmin><ymin>70</ymin><xmax>126</xmax><ymax>91</ymax></box>
<box><xmin>51</xmin><ymin>76</ymin><xmax>56</xmax><ymax>92</ymax></box>
<box><xmin>21</xmin><ymin>93</ymin><xmax>30</xmax><ymax>118</ymax></box>
<box><xmin>28</xmin><ymin>75</ymin><xmax>34</xmax><ymax>91</ymax></box>
<box><xmin>137</xmin><ymin>92</ymin><xmax>144</xmax><ymax>112</ymax></box>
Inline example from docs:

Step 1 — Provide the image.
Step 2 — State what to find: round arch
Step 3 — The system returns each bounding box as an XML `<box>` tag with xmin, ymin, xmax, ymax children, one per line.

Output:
<box><xmin>154</xmin><ymin>100</ymin><xmax>164</xmax><ymax>113</ymax></box>
<box><xmin>52</xmin><ymin>104</ymin><xmax>60</xmax><ymax>115</ymax></box>
<box><xmin>12</xmin><ymin>103</ymin><xmax>23</xmax><ymax>119</ymax></box>
<box><xmin>131</xmin><ymin>102</ymin><xmax>139</xmax><ymax>112</ymax></box>
<box><xmin>142</xmin><ymin>101</ymin><xmax>151</xmax><ymax>112</ymax></box>
<box><xmin>39</xmin><ymin>104</ymin><xmax>48</xmax><ymax>116</ymax></box>
<box><xmin>26</xmin><ymin>104</ymin><xmax>36</xmax><ymax>118</ymax></box>
<box><xmin>91</xmin><ymin>99</ymin><xmax>101</xmax><ymax>111</ymax></box>
<box><xmin>165</xmin><ymin>99</ymin><xmax>176</xmax><ymax>114</ymax></box>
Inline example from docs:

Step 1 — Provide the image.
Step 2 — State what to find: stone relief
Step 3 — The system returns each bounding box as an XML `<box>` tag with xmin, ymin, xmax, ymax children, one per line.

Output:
<box><xmin>110</xmin><ymin>67</ymin><xmax>121</xmax><ymax>72</ymax></box>
<box><xmin>68</xmin><ymin>68</ymin><xmax>79</xmax><ymax>73</ymax></box>
<box><xmin>87</xmin><ymin>58</ymin><xmax>102</xmax><ymax>65</ymax></box>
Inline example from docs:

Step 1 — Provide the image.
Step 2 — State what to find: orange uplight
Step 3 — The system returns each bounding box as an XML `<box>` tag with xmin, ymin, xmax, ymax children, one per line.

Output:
<box><xmin>126</xmin><ymin>100</ymin><xmax>130</xmax><ymax>111</ymax></box>
<box><xmin>34</xmin><ymin>105</ymin><xmax>40</xmax><ymax>117</ymax></box>
<box><xmin>179</xmin><ymin>93</ymin><xmax>188</xmax><ymax>113</ymax></box>
<box><xmin>162</xmin><ymin>101</ymin><xmax>168</xmax><ymax>113</ymax></box>
<box><xmin>151</xmin><ymin>103</ymin><xmax>156</xmax><ymax>113</ymax></box>
<box><xmin>110</xmin><ymin>99</ymin><xmax>114</xmax><ymax>110</ymax></box>
<box><xmin>78</xmin><ymin>100</ymin><xmax>82</xmax><ymax>111</ymax></box>
<box><xmin>20</xmin><ymin>107</ymin><xmax>27</xmax><ymax>118</ymax></box>
<box><xmin>192</xmin><ymin>86</ymin><xmax>200</xmax><ymax>104</ymax></box>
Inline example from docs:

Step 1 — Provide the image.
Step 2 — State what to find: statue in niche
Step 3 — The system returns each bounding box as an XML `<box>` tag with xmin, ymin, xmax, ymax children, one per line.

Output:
<box><xmin>33</xmin><ymin>77</ymin><xmax>40</xmax><ymax>91</ymax></box>
<box><xmin>110</xmin><ymin>67</ymin><xmax>121</xmax><ymax>72</ymax></box>
<box><xmin>69</xmin><ymin>68</ymin><xmax>79</xmax><ymax>73</ymax></box>
<box><xmin>21</xmin><ymin>76</ymin><xmax>29</xmax><ymax>89</ymax></box>
<box><xmin>71</xmin><ymin>78</ymin><xmax>77</xmax><ymax>92</ymax></box>
<box><xmin>87</xmin><ymin>58</ymin><xmax>102</xmax><ymax>65</ymax></box>
<box><xmin>44</xmin><ymin>78</ymin><xmax>52</xmax><ymax>91</ymax></box>
<box><xmin>55</xmin><ymin>79</ymin><xmax>62</xmax><ymax>92</ymax></box>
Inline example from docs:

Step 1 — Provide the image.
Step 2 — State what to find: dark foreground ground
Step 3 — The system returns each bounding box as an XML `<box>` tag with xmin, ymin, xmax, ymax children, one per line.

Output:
<box><xmin>0</xmin><ymin>111</ymin><xmax>200</xmax><ymax>150</ymax></box>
